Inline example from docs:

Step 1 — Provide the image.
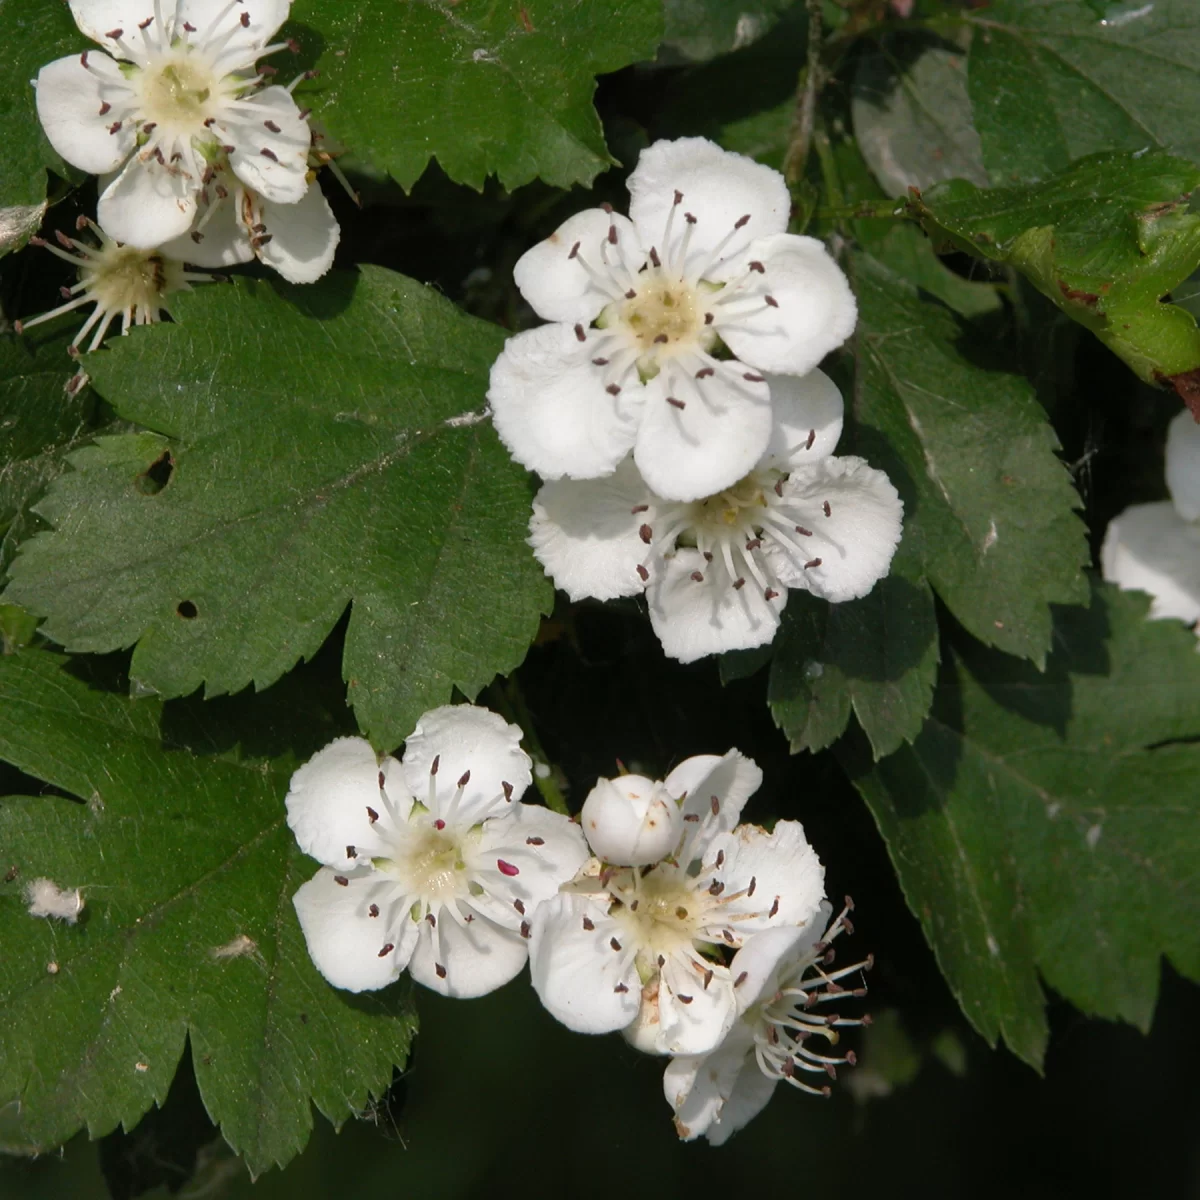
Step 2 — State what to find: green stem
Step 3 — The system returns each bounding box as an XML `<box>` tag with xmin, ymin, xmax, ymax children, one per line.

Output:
<box><xmin>815</xmin><ymin>199</ymin><xmax>906</xmax><ymax>222</ymax></box>
<box><xmin>486</xmin><ymin>677</ymin><xmax>570</xmax><ymax>816</ymax></box>
<box><xmin>813</xmin><ymin>120</ymin><xmax>846</xmax><ymax>224</ymax></box>
<box><xmin>782</xmin><ymin>0</ymin><xmax>828</xmax><ymax>189</ymax></box>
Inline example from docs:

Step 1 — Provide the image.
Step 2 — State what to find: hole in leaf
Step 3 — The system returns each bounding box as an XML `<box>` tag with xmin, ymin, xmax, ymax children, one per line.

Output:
<box><xmin>176</xmin><ymin>601</ymin><xmax>198</xmax><ymax>619</ymax></box>
<box><xmin>136</xmin><ymin>450</ymin><xmax>175</xmax><ymax>495</ymax></box>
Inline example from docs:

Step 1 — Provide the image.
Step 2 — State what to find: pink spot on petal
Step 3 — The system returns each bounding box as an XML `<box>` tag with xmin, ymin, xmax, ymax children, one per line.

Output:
<box><xmin>497</xmin><ymin>859</ymin><xmax>520</xmax><ymax>877</ymax></box>
<box><xmin>434</xmin><ymin>819</ymin><xmax>445</xmax><ymax>830</ymax></box>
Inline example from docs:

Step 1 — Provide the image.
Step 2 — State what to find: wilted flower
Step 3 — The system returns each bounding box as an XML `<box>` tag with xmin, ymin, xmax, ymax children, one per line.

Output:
<box><xmin>15</xmin><ymin>217</ymin><xmax>206</xmax><ymax>352</ymax></box>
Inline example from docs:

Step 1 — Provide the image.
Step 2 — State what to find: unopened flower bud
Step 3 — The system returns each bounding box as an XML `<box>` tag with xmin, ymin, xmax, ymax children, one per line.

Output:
<box><xmin>580</xmin><ymin>774</ymin><xmax>682</xmax><ymax>865</ymax></box>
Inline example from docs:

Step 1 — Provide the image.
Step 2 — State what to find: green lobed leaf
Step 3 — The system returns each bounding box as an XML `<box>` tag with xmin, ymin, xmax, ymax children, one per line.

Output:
<box><xmin>852</xmin><ymin>33</ymin><xmax>988</xmax><ymax>197</ymax></box>
<box><xmin>843</xmin><ymin>582</ymin><xmax>1200</xmax><ymax>1068</ymax></box>
<box><xmin>767</xmin><ymin>554</ymin><xmax>939</xmax><ymax>760</ymax></box>
<box><xmin>830</xmin><ymin>131</ymin><xmax>1002</xmax><ymax>320</ymax></box>
<box><xmin>0</xmin><ymin>648</ymin><xmax>416</xmax><ymax>1175</ymax></box>
<box><xmin>2</xmin><ymin>268</ymin><xmax>552</xmax><ymax>750</ymax></box>
<box><xmin>0</xmin><ymin>328</ymin><xmax>101</xmax><ymax>575</ymax></box>
<box><xmin>964</xmin><ymin>0</ymin><xmax>1200</xmax><ymax>184</ymax></box>
<box><xmin>291</xmin><ymin>0</ymin><xmax>663</xmax><ymax>191</ymax></box>
<box><xmin>0</xmin><ymin>0</ymin><xmax>80</xmax><ymax>212</ymax></box>
<box><xmin>910</xmin><ymin>151</ymin><xmax>1200</xmax><ymax>403</ymax></box>
<box><xmin>850</xmin><ymin>251</ymin><xmax>1089</xmax><ymax>665</ymax></box>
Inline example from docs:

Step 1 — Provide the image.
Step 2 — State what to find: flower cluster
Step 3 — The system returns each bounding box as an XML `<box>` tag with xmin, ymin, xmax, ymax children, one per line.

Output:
<box><xmin>288</xmin><ymin>709</ymin><xmax>869</xmax><ymax>1143</ymax></box>
<box><xmin>1102</xmin><ymin>409</ymin><xmax>1200</xmax><ymax>635</ymax></box>
<box><xmin>487</xmin><ymin>136</ymin><xmax>904</xmax><ymax>661</ymax></box>
<box><xmin>21</xmin><ymin>0</ymin><xmax>339</xmax><ymax>352</ymax></box>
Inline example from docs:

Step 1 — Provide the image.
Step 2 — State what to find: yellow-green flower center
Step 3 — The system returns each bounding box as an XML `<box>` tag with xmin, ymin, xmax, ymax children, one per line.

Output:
<box><xmin>140</xmin><ymin>55</ymin><xmax>218</xmax><ymax>128</ymax></box>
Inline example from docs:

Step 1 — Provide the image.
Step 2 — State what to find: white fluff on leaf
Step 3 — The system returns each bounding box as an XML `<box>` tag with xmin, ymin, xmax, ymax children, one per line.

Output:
<box><xmin>25</xmin><ymin>878</ymin><xmax>84</xmax><ymax>924</ymax></box>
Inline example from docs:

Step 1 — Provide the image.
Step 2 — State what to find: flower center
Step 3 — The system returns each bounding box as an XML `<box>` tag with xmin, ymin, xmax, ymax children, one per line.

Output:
<box><xmin>390</xmin><ymin>827</ymin><xmax>466</xmax><ymax>901</ymax></box>
<box><xmin>620</xmin><ymin>273</ymin><xmax>702</xmax><ymax>349</ymax></box>
<box><xmin>83</xmin><ymin>245</ymin><xmax>177</xmax><ymax>313</ymax></box>
<box><xmin>684</xmin><ymin>469</ymin><xmax>779</xmax><ymax>541</ymax></box>
<box><xmin>140</xmin><ymin>55</ymin><xmax>219</xmax><ymax>128</ymax></box>
<box><xmin>611</xmin><ymin>865</ymin><xmax>702</xmax><ymax>960</ymax></box>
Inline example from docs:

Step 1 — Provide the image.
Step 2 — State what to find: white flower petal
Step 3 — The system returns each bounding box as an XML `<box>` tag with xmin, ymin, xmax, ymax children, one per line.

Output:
<box><xmin>407</xmin><ymin>911</ymin><xmax>529</xmax><ymax>999</ymax></box>
<box><xmin>472</xmin><ymin>802</ymin><xmax>590</xmax><ymax>917</ymax></box>
<box><xmin>160</xmin><ymin>192</ymin><xmax>254</xmax><ymax>267</ymax></box>
<box><xmin>627</xmin><ymin>137</ymin><xmax>789</xmax><ymax>279</ymax></box>
<box><xmin>529</xmin><ymin>457</ymin><xmax>654</xmax><ymax>602</ymax></box>
<box><xmin>528</xmin><ymin>893</ymin><xmax>640</xmax><ymax>1034</ymax></box>
<box><xmin>179</xmin><ymin>0</ymin><xmax>291</xmax><ymax>61</ymax></box>
<box><xmin>717</xmin><ymin>233</ymin><xmax>857</xmax><ymax>376</ymax></box>
<box><xmin>762</xmin><ymin>369</ymin><xmax>844</xmax><ymax>469</ymax></box>
<box><xmin>704</xmin><ymin>1058</ymin><xmax>779</xmax><ymax>1146</ymax></box>
<box><xmin>725</xmin><ymin>919</ymin><xmax>824</xmax><ymax>1013</ymax></box>
<box><xmin>255</xmin><ymin>182</ymin><xmax>340</xmax><ymax>283</ymax></box>
<box><xmin>664</xmin><ymin>1025</ymin><xmax>758</xmax><ymax>1141</ymax></box>
<box><xmin>655</xmin><ymin>955</ymin><xmax>736</xmax><ymax>1056</ymax></box>
<box><xmin>634</xmin><ymin>365</ymin><xmax>772</xmax><ymax>503</ymax></box>
<box><xmin>488</xmin><ymin>323</ymin><xmax>639</xmax><ymax>481</ymax></box>
<box><xmin>68</xmin><ymin>2</ymin><xmax>159</xmax><ymax>54</ymax></box>
<box><xmin>648</xmin><ymin>547</ymin><xmax>785</xmax><ymax>663</ymax></box>
<box><xmin>1101</xmin><ymin>500</ymin><xmax>1200</xmax><ymax>625</ymax></box>
<box><xmin>1166</xmin><ymin>408</ymin><xmax>1200</xmax><ymax>522</ymax></box>
<box><xmin>292</xmin><ymin>867</ymin><xmax>415</xmax><ymax>993</ymax></box>
<box><xmin>769</xmin><ymin>455</ymin><xmax>903</xmax><ymax>602</ymax></box>
<box><xmin>35</xmin><ymin>54</ymin><xmax>135</xmax><ymax>176</ymax></box>
<box><xmin>401</xmin><ymin>705</ymin><xmax>532</xmax><ymax>826</ymax></box>
<box><xmin>98</xmin><ymin>153</ymin><xmax>199</xmax><ymax>248</ymax></box>
<box><xmin>666</xmin><ymin>749</ymin><xmax>762</xmax><ymax>834</ymax></box>
<box><xmin>710</xmin><ymin>821</ymin><xmax>826</xmax><ymax>937</ymax></box>
<box><xmin>514</xmin><ymin>209</ymin><xmax>640</xmax><ymax>324</ymax></box>
<box><xmin>224</xmin><ymin>86</ymin><xmax>310</xmax><ymax>204</ymax></box>
<box><xmin>285</xmin><ymin>736</ymin><xmax>402</xmax><ymax>870</ymax></box>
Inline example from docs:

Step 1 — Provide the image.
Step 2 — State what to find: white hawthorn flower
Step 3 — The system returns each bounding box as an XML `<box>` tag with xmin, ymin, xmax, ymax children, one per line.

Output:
<box><xmin>665</xmin><ymin>899</ymin><xmax>870</xmax><ymax>1145</ymax></box>
<box><xmin>488</xmin><ymin>137</ymin><xmax>857</xmax><ymax>503</ymax></box>
<box><xmin>579</xmin><ymin>772</ymin><xmax>683</xmax><ymax>866</ymax></box>
<box><xmin>529</xmin><ymin>750</ymin><xmax>827</xmax><ymax>1057</ymax></box>
<box><xmin>14</xmin><ymin>217</ymin><xmax>207</xmax><ymax>352</ymax></box>
<box><xmin>159</xmin><ymin>166</ymin><xmax>339</xmax><ymax>283</ymax></box>
<box><xmin>35</xmin><ymin>0</ymin><xmax>313</xmax><ymax>250</ymax></box>
<box><xmin>529</xmin><ymin>369</ymin><xmax>903</xmax><ymax>662</ymax></box>
<box><xmin>287</xmin><ymin>706</ymin><xmax>589</xmax><ymax>999</ymax></box>
<box><xmin>1102</xmin><ymin>409</ymin><xmax>1200</xmax><ymax>630</ymax></box>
